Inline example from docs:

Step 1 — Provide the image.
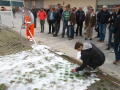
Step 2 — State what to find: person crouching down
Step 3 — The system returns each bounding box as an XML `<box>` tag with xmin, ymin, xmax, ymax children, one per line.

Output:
<box><xmin>71</xmin><ymin>42</ymin><xmax>105</xmax><ymax>73</ymax></box>
<box><xmin>22</xmin><ymin>8</ymin><xmax>34</xmax><ymax>41</ymax></box>
<box><xmin>85</xmin><ymin>8</ymin><xmax>96</xmax><ymax>40</ymax></box>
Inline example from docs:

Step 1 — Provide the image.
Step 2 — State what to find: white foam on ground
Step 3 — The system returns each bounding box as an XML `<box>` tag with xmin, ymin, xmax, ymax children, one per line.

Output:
<box><xmin>0</xmin><ymin>45</ymin><xmax>100</xmax><ymax>90</ymax></box>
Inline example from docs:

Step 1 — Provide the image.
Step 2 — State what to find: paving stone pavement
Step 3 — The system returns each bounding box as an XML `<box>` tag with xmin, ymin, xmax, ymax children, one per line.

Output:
<box><xmin>0</xmin><ymin>11</ymin><xmax>120</xmax><ymax>81</ymax></box>
<box><xmin>0</xmin><ymin>25</ymin><xmax>31</xmax><ymax>56</ymax></box>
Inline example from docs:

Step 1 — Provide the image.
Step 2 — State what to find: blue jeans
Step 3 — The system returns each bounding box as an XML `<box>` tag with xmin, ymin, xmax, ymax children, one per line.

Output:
<box><xmin>114</xmin><ymin>38</ymin><xmax>120</xmax><ymax>61</ymax></box>
<box><xmin>108</xmin><ymin>24</ymin><xmax>114</xmax><ymax>48</ymax></box>
<box><xmin>62</xmin><ymin>20</ymin><xmax>69</xmax><ymax>38</ymax></box>
<box><xmin>99</xmin><ymin>24</ymin><xmax>107</xmax><ymax>41</ymax></box>
<box><xmin>69</xmin><ymin>25</ymin><xmax>74</xmax><ymax>38</ymax></box>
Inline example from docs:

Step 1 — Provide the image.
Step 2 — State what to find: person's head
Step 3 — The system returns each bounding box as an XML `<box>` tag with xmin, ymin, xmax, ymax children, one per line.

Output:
<box><xmin>50</xmin><ymin>8</ymin><xmax>53</xmax><ymax>11</ymax></box>
<box><xmin>57</xmin><ymin>4</ymin><xmax>61</xmax><ymax>8</ymax></box>
<box><xmin>40</xmin><ymin>8</ymin><xmax>44</xmax><ymax>12</ymax></box>
<box><xmin>89</xmin><ymin>8</ymin><xmax>94</xmax><ymax>13</ymax></box>
<box><xmin>114</xmin><ymin>4</ymin><xmax>120</xmax><ymax>12</ymax></box>
<box><xmin>32</xmin><ymin>6</ymin><xmax>36</xmax><ymax>9</ymax></box>
<box><xmin>74</xmin><ymin>42</ymin><xmax>84</xmax><ymax>51</ymax></box>
<box><xmin>102</xmin><ymin>5</ymin><xmax>108</xmax><ymax>12</ymax></box>
<box><xmin>71</xmin><ymin>8</ymin><xmax>75</xmax><ymax>13</ymax></box>
<box><xmin>74</xmin><ymin>7</ymin><xmax>77</xmax><ymax>11</ymax></box>
<box><xmin>67</xmin><ymin>4</ymin><xmax>71</xmax><ymax>8</ymax></box>
<box><xmin>24</xmin><ymin>8</ymin><xmax>30</xmax><ymax>14</ymax></box>
<box><xmin>79</xmin><ymin>7</ymin><xmax>83</xmax><ymax>11</ymax></box>
<box><xmin>112</xmin><ymin>8</ymin><xmax>116</xmax><ymax>13</ymax></box>
<box><xmin>65</xmin><ymin>6</ymin><xmax>69</xmax><ymax>11</ymax></box>
<box><xmin>87</xmin><ymin>5</ymin><xmax>92</xmax><ymax>11</ymax></box>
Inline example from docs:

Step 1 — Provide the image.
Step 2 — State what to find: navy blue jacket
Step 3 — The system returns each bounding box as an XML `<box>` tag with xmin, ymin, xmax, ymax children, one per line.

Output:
<box><xmin>76</xmin><ymin>10</ymin><xmax>85</xmax><ymax>24</ymax></box>
<box><xmin>97</xmin><ymin>10</ymin><xmax>110</xmax><ymax>24</ymax></box>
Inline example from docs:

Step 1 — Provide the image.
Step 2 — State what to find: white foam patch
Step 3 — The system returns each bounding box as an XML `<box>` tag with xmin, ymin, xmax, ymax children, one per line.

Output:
<box><xmin>0</xmin><ymin>44</ymin><xmax>100</xmax><ymax>90</ymax></box>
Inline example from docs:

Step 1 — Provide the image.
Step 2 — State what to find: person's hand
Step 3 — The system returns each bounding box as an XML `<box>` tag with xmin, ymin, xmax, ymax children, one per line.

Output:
<box><xmin>71</xmin><ymin>69</ymin><xmax>76</xmax><ymax>72</ymax></box>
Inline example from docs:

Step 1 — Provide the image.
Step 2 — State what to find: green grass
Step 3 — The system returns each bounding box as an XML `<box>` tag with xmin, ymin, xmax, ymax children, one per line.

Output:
<box><xmin>0</xmin><ymin>84</ymin><xmax>7</xmax><ymax>90</ymax></box>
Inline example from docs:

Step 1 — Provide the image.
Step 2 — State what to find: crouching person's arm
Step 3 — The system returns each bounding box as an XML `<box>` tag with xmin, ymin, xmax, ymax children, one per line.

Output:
<box><xmin>71</xmin><ymin>53</ymin><xmax>89</xmax><ymax>72</ymax></box>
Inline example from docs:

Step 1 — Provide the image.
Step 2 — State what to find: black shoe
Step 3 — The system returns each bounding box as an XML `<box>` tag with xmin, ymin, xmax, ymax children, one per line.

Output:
<box><xmin>95</xmin><ymin>36</ymin><xmax>99</xmax><ymax>38</ymax></box>
<box><xmin>85</xmin><ymin>38</ymin><xmax>87</xmax><ymax>40</ymax></box>
<box><xmin>53</xmin><ymin>34</ymin><xmax>57</xmax><ymax>37</ymax></box>
<box><xmin>48</xmin><ymin>32</ymin><xmax>51</xmax><ymax>34</ymax></box>
<box><xmin>106</xmin><ymin>48</ymin><xmax>110</xmax><ymax>50</ymax></box>
<box><xmin>90</xmin><ymin>38</ymin><xmax>92</xmax><ymax>40</ymax></box>
<box><xmin>68</xmin><ymin>38</ymin><xmax>72</xmax><ymax>40</ymax></box>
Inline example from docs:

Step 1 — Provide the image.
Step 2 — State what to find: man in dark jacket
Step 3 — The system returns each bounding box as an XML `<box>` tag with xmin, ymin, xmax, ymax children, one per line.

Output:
<box><xmin>47</xmin><ymin>8</ymin><xmax>55</xmax><ymax>34</ymax></box>
<box><xmin>57</xmin><ymin>4</ymin><xmax>63</xmax><ymax>32</ymax></box>
<box><xmin>53</xmin><ymin>8</ymin><xmax>61</xmax><ymax>37</ymax></box>
<box><xmin>113</xmin><ymin>16</ymin><xmax>120</xmax><ymax>64</ymax></box>
<box><xmin>31</xmin><ymin>6</ymin><xmax>37</xmax><ymax>28</ymax></box>
<box><xmin>97</xmin><ymin>5</ymin><xmax>110</xmax><ymax>42</ymax></box>
<box><xmin>76</xmin><ymin>7</ymin><xmax>85</xmax><ymax>36</ymax></box>
<box><xmin>71</xmin><ymin>42</ymin><xmax>105</xmax><ymax>73</ymax></box>
<box><xmin>106</xmin><ymin>9</ymin><xmax>117</xmax><ymax>50</ymax></box>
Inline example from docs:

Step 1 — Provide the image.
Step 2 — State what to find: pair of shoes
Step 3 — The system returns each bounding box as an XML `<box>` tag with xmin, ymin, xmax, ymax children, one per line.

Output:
<box><xmin>85</xmin><ymin>38</ymin><xmax>87</xmax><ymax>40</ymax></box>
<box><xmin>89</xmin><ymin>68</ymin><xmax>98</xmax><ymax>73</ymax></box>
<box><xmin>97</xmin><ymin>40</ymin><xmax>104</xmax><ymax>43</ymax></box>
<box><xmin>48</xmin><ymin>32</ymin><xmax>51</xmax><ymax>34</ymax></box>
<box><xmin>68</xmin><ymin>38</ymin><xmax>73</xmax><ymax>40</ymax></box>
<box><xmin>95</xmin><ymin>36</ymin><xmax>99</xmax><ymax>38</ymax></box>
<box><xmin>53</xmin><ymin>34</ymin><xmax>57</xmax><ymax>37</ymax></box>
<box><xmin>106</xmin><ymin>48</ymin><xmax>110</xmax><ymax>50</ymax></box>
<box><xmin>113</xmin><ymin>61</ymin><xmax>120</xmax><ymax>64</ymax></box>
<box><xmin>90</xmin><ymin>38</ymin><xmax>92</xmax><ymax>40</ymax></box>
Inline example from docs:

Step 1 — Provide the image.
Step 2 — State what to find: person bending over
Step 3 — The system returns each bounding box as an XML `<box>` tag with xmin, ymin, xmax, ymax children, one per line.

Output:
<box><xmin>72</xmin><ymin>42</ymin><xmax>105</xmax><ymax>73</ymax></box>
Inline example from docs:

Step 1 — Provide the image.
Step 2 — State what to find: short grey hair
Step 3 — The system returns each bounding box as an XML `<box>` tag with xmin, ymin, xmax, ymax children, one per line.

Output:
<box><xmin>103</xmin><ymin>5</ymin><xmax>108</xmax><ymax>8</ymax></box>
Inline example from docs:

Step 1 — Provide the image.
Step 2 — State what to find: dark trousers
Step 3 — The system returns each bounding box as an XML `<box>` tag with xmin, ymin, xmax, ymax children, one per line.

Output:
<box><xmin>57</xmin><ymin>22</ymin><xmax>60</xmax><ymax>33</ymax></box>
<box><xmin>62</xmin><ymin>20</ymin><xmax>69</xmax><ymax>38</ymax></box>
<box><xmin>69</xmin><ymin>25</ymin><xmax>74</xmax><ymax>38</ymax></box>
<box><xmin>108</xmin><ymin>24</ymin><xmax>114</xmax><ymax>48</ymax></box>
<box><xmin>76</xmin><ymin>23</ymin><xmax>83</xmax><ymax>36</ymax></box>
<box><xmin>97</xmin><ymin>29</ymin><xmax>100</xmax><ymax>37</ymax></box>
<box><xmin>49</xmin><ymin>20</ymin><xmax>55</xmax><ymax>33</ymax></box>
<box><xmin>54</xmin><ymin>22</ymin><xmax>60</xmax><ymax>36</ymax></box>
<box><xmin>99</xmin><ymin>24</ymin><xmax>107</xmax><ymax>41</ymax></box>
<box><xmin>34</xmin><ymin>17</ymin><xmax>36</xmax><ymax>28</ymax></box>
<box><xmin>114</xmin><ymin>38</ymin><xmax>120</xmax><ymax>61</ymax></box>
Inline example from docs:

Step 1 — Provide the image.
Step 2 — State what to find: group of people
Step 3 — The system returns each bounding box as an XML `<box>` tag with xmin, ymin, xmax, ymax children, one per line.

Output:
<box><xmin>22</xmin><ymin>4</ymin><xmax>120</xmax><ymax>72</ymax></box>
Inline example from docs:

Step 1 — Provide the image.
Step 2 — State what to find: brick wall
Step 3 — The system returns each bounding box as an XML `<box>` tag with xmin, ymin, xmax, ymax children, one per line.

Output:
<box><xmin>44</xmin><ymin>0</ymin><xmax>97</xmax><ymax>11</ymax></box>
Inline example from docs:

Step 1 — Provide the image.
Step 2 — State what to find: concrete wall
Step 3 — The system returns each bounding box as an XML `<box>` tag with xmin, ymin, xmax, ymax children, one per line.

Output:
<box><xmin>44</xmin><ymin>0</ymin><xmax>97</xmax><ymax>10</ymax></box>
<box><xmin>35</xmin><ymin>0</ymin><xmax>44</xmax><ymax>8</ymax></box>
<box><xmin>97</xmin><ymin>0</ymin><xmax>120</xmax><ymax>5</ymax></box>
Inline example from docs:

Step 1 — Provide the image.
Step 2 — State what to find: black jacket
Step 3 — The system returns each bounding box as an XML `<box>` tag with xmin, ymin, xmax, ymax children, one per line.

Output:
<box><xmin>76</xmin><ymin>43</ymin><xmax>105</xmax><ymax>72</ymax></box>
<box><xmin>108</xmin><ymin>12</ymin><xmax>117</xmax><ymax>25</ymax></box>
<box><xmin>76</xmin><ymin>10</ymin><xmax>85</xmax><ymax>24</ymax></box>
<box><xmin>58</xmin><ymin>8</ymin><xmax>63</xmax><ymax>15</ymax></box>
<box><xmin>97</xmin><ymin>10</ymin><xmax>110</xmax><ymax>24</ymax></box>
<box><xmin>31</xmin><ymin>8</ymin><xmax>38</xmax><ymax>18</ymax></box>
<box><xmin>114</xmin><ymin>16</ymin><xmax>120</xmax><ymax>39</ymax></box>
<box><xmin>54</xmin><ymin>11</ymin><xmax>61</xmax><ymax>23</ymax></box>
<box><xmin>116</xmin><ymin>9</ymin><xmax>120</xmax><ymax>16</ymax></box>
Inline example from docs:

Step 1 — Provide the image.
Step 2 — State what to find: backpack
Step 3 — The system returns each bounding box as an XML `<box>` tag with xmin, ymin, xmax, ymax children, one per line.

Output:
<box><xmin>64</xmin><ymin>11</ymin><xmax>70</xmax><ymax>21</ymax></box>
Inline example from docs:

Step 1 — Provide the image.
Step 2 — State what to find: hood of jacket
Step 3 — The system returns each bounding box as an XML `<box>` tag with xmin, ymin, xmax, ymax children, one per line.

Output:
<box><xmin>83</xmin><ymin>42</ymin><xmax>92</xmax><ymax>50</ymax></box>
